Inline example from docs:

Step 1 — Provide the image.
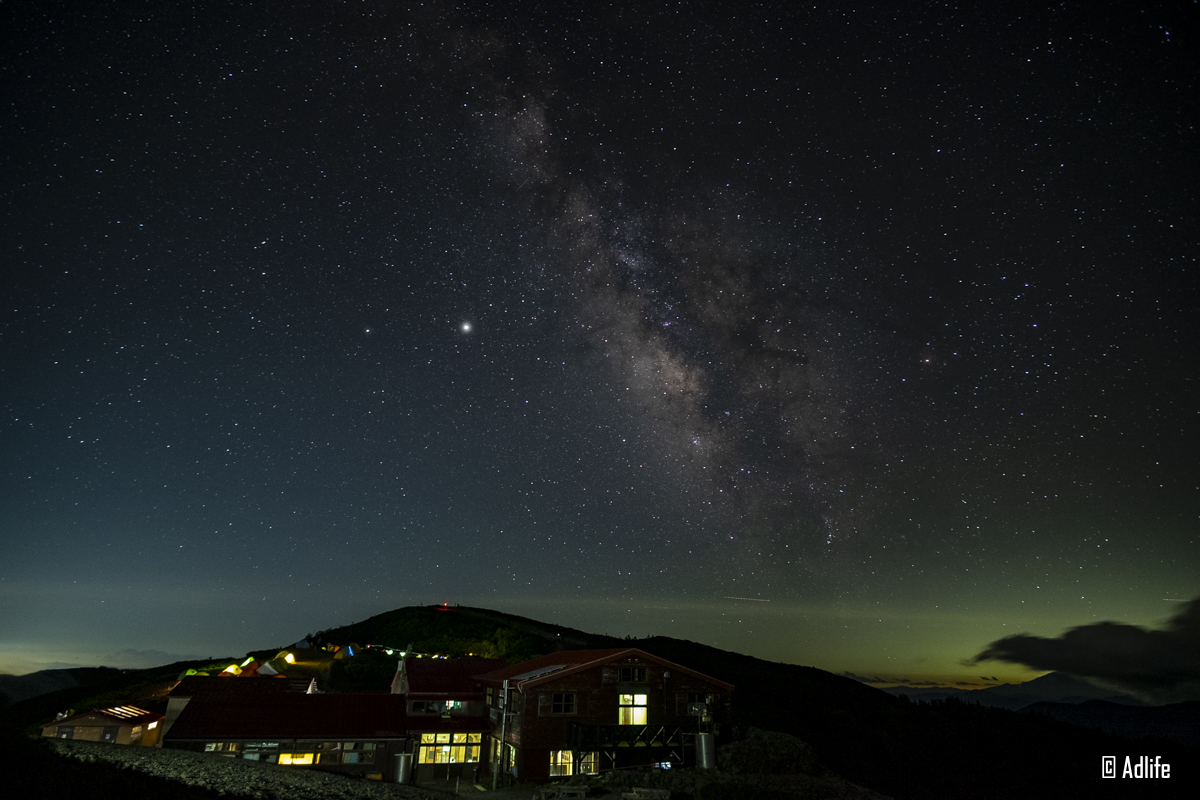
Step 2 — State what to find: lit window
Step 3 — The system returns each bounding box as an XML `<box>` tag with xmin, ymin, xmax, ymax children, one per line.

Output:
<box><xmin>618</xmin><ymin>694</ymin><xmax>647</xmax><ymax>725</ymax></box>
<box><xmin>551</xmin><ymin>693</ymin><xmax>576</xmax><ymax>715</ymax></box>
<box><xmin>418</xmin><ymin>742</ymin><xmax>480</xmax><ymax>764</ymax></box>
<box><xmin>418</xmin><ymin>746</ymin><xmax>446</xmax><ymax>764</ymax></box>
<box><xmin>548</xmin><ymin>750</ymin><xmax>599</xmax><ymax>776</ymax></box>
<box><xmin>279</xmin><ymin>753</ymin><xmax>314</xmax><ymax>765</ymax></box>
<box><xmin>549</xmin><ymin>750</ymin><xmax>574</xmax><ymax>777</ymax></box>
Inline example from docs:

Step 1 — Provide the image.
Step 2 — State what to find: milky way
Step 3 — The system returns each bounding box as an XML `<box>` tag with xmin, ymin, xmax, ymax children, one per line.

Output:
<box><xmin>433</xmin><ymin>19</ymin><xmax>915</xmax><ymax>588</ymax></box>
<box><xmin>1</xmin><ymin>1</ymin><xmax>1195</xmax><ymax>683</ymax></box>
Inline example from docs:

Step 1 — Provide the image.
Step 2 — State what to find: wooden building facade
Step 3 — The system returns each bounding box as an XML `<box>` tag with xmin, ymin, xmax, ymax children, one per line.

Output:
<box><xmin>475</xmin><ymin>648</ymin><xmax>733</xmax><ymax>783</ymax></box>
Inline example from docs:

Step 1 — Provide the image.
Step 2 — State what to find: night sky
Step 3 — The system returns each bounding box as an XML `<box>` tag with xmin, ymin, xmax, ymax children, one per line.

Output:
<box><xmin>2</xmin><ymin>2</ymin><xmax>1196</xmax><ymax>694</ymax></box>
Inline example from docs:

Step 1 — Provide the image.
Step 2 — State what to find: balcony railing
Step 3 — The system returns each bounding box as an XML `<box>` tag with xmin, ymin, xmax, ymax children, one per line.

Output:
<box><xmin>567</xmin><ymin>723</ymin><xmax>689</xmax><ymax>750</ymax></box>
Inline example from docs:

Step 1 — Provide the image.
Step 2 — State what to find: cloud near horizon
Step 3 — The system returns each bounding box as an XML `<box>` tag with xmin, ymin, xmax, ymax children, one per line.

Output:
<box><xmin>968</xmin><ymin>597</ymin><xmax>1200</xmax><ymax>703</ymax></box>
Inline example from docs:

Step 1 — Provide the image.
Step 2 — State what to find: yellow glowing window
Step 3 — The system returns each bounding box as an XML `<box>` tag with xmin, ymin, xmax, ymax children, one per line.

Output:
<box><xmin>549</xmin><ymin>750</ymin><xmax>574</xmax><ymax>777</ymax></box>
<box><xmin>278</xmin><ymin>753</ymin><xmax>314</xmax><ymax>765</ymax></box>
<box><xmin>418</xmin><ymin>745</ymin><xmax>479</xmax><ymax>764</ymax></box>
<box><xmin>548</xmin><ymin>750</ymin><xmax>598</xmax><ymax>775</ymax></box>
<box><xmin>618</xmin><ymin>694</ymin><xmax>647</xmax><ymax>725</ymax></box>
<box><xmin>418</xmin><ymin>746</ymin><xmax>446</xmax><ymax>764</ymax></box>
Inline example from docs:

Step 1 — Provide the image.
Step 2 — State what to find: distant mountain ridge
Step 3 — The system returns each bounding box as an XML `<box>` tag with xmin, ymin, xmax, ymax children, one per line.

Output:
<box><xmin>0</xmin><ymin>667</ymin><xmax>123</xmax><ymax>706</ymax></box>
<box><xmin>881</xmin><ymin>671</ymin><xmax>1146</xmax><ymax>710</ymax></box>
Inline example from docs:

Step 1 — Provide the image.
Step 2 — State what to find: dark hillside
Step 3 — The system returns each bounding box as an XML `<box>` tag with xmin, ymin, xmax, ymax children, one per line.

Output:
<box><xmin>1022</xmin><ymin>699</ymin><xmax>1200</xmax><ymax>746</ymax></box>
<box><xmin>632</xmin><ymin>636</ymin><xmax>1197</xmax><ymax>798</ymax></box>
<box><xmin>4</xmin><ymin>610</ymin><xmax>1196</xmax><ymax>798</ymax></box>
<box><xmin>0</xmin><ymin>659</ymin><xmax>246</xmax><ymax>799</ymax></box>
<box><xmin>0</xmin><ymin>659</ymin><xmax>230</xmax><ymax>736</ymax></box>
<box><xmin>313</xmin><ymin>604</ymin><xmax>624</xmax><ymax>662</ymax></box>
<box><xmin>313</xmin><ymin>614</ymin><xmax>1200</xmax><ymax>797</ymax></box>
<box><xmin>0</xmin><ymin>667</ymin><xmax>123</xmax><ymax>706</ymax></box>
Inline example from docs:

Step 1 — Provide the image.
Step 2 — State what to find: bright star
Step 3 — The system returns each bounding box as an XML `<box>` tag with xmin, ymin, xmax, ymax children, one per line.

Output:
<box><xmin>461</xmin><ymin>322</ymin><xmax>472</xmax><ymax>333</ymax></box>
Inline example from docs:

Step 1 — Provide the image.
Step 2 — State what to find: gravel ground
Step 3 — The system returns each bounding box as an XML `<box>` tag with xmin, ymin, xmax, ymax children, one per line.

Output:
<box><xmin>46</xmin><ymin>740</ymin><xmax>447</xmax><ymax>800</ymax></box>
<box><xmin>44</xmin><ymin>740</ymin><xmax>887</xmax><ymax>800</ymax></box>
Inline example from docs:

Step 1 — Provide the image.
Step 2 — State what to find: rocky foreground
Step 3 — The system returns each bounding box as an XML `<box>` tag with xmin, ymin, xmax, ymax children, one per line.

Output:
<box><xmin>40</xmin><ymin>730</ymin><xmax>891</xmax><ymax>800</ymax></box>
<box><xmin>46</xmin><ymin>740</ymin><xmax>445</xmax><ymax>800</ymax></box>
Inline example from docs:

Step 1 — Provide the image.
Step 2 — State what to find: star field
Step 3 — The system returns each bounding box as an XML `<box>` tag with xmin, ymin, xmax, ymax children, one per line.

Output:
<box><xmin>1</xmin><ymin>1</ymin><xmax>1196</xmax><ymax>688</ymax></box>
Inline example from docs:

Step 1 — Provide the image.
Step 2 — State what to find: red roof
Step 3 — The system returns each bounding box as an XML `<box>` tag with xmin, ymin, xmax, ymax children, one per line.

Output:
<box><xmin>43</xmin><ymin>706</ymin><xmax>163</xmax><ymax>729</ymax></box>
<box><xmin>166</xmin><ymin>694</ymin><xmax>408</xmax><ymax>740</ymax></box>
<box><xmin>475</xmin><ymin>648</ymin><xmax>734</xmax><ymax>692</ymax></box>
<box><xmin>169</xmin><ymin>676</ymin><xmax>315</xmax><ymax>698</ymax></box>
<box><xmin>402</xmin><ymin>657</ymin><xmax>504</xmax><ymax>696</ymax></box>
